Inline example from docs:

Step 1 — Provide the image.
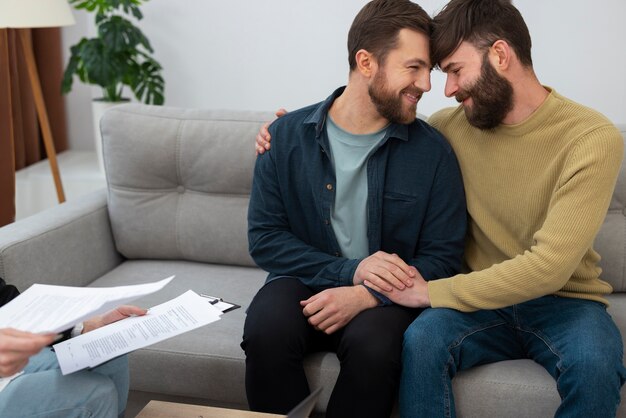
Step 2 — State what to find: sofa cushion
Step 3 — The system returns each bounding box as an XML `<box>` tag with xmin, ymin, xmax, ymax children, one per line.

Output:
<box><xmin>101</xmin><ymin>105</ymin><xmax>274</xmax><ymax>267</ymax></box>
<box><xmin>88</xmin><ymin>260</ymin><xmax>264</xmax><ymax>404</ymax></box>
<box><xmin>87</xmin><ymin>259</ymin><xmax>341</xmax><ymax>408</ymax></box>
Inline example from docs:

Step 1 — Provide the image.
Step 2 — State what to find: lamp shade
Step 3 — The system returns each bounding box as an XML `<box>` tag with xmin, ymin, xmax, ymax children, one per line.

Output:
<box><xmin>0</xmin><ymin>0</ymin><xmax>75</xmax><ymax>28</ymax></box>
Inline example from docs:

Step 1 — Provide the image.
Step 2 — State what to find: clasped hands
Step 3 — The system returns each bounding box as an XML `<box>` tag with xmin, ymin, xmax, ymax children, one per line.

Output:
<box><xmin>300</xmin><ymin>251</ymin><xmax>430</xmax><ymax>335</ymax></box>
<box><xmin>0</xmin><ymin>305</ymin><xmax>145</xmax><ymax>377</ymax></box>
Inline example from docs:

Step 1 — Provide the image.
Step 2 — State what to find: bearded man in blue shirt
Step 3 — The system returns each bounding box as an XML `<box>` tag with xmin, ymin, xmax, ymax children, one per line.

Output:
<box><xmin>242</xmin><ymin>1</ymin><xmax>466</xmax><ymax>417</ymax></box>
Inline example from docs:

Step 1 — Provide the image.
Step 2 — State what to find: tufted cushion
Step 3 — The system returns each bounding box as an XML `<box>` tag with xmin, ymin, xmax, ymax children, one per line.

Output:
<box><xmin>596</xmin><ymin>124</ymin><xmax>626</xmax><ymax>291</ymax></box>
<box><xmin>101</xmin><ymin>104</ymin><xmax>275</xmax><ymax>267</ymax></box>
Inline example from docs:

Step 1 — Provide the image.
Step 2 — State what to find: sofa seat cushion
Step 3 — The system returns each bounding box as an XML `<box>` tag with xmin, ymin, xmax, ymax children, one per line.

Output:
<box><xmin>88</xmin><ymin>260</ymin><xmax>626</xmax><ymax>414</ymax></box>
<box><xmin>86</xmin><ymin>260</ymin><xmax>340</xmax><ymax>408</ymax></box>
<box><xmin>452</xmin><ymin>360</ymin><xmax>559</xmax><ymax>417</ymax></box>
<box><xmin>88</xmin><ymin>260</ymin><xmax>265</xmax><ymax>404</ymax></box>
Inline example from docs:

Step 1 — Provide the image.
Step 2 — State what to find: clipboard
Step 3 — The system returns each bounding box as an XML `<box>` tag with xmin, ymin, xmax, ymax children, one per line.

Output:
<box><xmin>199</xmin><ymin>294</ymin><xmax>240</xmax><ymax>313</ymax></box>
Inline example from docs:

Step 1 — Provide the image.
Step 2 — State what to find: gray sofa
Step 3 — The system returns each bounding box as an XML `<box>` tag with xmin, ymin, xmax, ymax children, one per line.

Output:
<box><xmin>0</xmin><ymin>103</ymin><xmax>624</xmax><ymax>418</ymax></box>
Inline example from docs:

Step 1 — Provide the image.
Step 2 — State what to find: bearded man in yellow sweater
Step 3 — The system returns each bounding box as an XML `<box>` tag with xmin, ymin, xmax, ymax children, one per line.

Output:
<box><xmin>359</xmin><ymin>0</ymin><xmax>626</xmax><ymax>416</ymax></box>
<box><xmin>255</xmin><ymin>0</ymin><xmax>625</xmax><ymax>415</ymax></box>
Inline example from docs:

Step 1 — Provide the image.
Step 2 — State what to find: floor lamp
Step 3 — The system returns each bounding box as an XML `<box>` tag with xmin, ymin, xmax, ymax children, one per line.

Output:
<box><xmin>0</xmin><ymin>0</ymin><xmax>76</xmax><ymax>204</ymax></box>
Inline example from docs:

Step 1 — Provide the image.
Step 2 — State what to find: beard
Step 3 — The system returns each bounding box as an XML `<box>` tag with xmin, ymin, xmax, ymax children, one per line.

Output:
<box><xmin>456</xmin><ymin>53</ymin><xmax>514</xmax><ymax>130</ymax></box>
<box><xmin>368</xmin><ymin>68</ymin><xmax>422</xmax><ymax>125</ymax></box>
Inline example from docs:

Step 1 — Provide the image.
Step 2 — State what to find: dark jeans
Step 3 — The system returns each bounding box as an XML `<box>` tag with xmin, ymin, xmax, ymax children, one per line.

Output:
<box><xmin>400</xmin><ymin>296</ymin><xmax>626</xmax><ymax>417</ymax></box>
<box><xmin>241</xmin><ymin>278</ymin><xmax>420</xmax><ymax>418</ymax></box>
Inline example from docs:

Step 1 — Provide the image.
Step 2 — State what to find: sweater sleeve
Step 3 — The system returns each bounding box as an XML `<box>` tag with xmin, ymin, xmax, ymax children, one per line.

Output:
<box><xmin>428</xmin><ymin>126</ymin><xmax>624</xmax><ymax>311</ymax></box>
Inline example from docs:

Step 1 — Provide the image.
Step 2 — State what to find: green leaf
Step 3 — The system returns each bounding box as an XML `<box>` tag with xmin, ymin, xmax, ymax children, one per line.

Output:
<box><xmin>79</xmin><ymin>38</ymin><xmax>126</xmax><ymax>93</ymax></box>
<box><xmin>98</xmin><ymin>16</ymin><xmax>147</xmax><ymax>52</ymax></box>
<box><xmin>61</xmin><ymin>55</ymin><xmax>79</xmax><ymax>94</ymax></box>
<box><xmin>63</xmin><ymin>0</ymin><xmax>162</xmax><ymax>103</ymax></box>
<box><xmin>131</xmin><ymin>58</ymin><xmax>165</xmax><ymax>105</ymax></box>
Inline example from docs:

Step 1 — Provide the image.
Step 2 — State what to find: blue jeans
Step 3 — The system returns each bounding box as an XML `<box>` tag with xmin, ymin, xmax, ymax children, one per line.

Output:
<box><xmin>0</xmin><ymin>348</ymin><xmax>129</xmax><ymax>418</ymax></box>
<box><xmin>400</xmin><ymin>296</ymin><xmax>626</xmax><ymax>417</ymax></box>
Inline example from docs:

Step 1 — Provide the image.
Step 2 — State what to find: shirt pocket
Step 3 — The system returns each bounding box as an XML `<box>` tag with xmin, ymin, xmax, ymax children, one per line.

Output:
<box><xmin>381</xmin><ymin>191</ymin><xmax>420</xmax><ymax>239</ymax></box>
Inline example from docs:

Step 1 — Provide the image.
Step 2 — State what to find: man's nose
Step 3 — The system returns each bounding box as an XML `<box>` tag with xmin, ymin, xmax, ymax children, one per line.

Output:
<box><xmin>444</xmin><ymin>76</ymin><xmax>458</xmax><ymax>98</ymax></box>
<box><xmin>414</xmin><ymin>72</ymin><xmax>431</xmax><ymax>93</ymax></box>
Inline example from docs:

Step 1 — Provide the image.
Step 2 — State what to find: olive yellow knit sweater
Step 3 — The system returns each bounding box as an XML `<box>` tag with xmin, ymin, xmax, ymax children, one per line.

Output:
<box><xmin>427</xmin><ymin>88</ymin><xmax>624</xmax><ymax>312</ymax></box>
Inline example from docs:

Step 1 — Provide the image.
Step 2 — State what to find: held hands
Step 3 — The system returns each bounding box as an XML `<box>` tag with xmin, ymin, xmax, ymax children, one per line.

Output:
<box><xmin>353</xmin><ymin>251</ymin><xmax>416</xmax><ymax>291</ymax></box>
<box><xmin>365</xmin><ymin>270</ymin><xmax>431</xmax><ymax>309</ymax></box>
<box><xmin>301</xmin><ymin>286</ymin><xmax>377</xmax><ymax>335</ymax></box>
<box><xmin>82</xmin><ymin>305</ymin><xmax>147</xmax><ymax>334</ymax></box>
<box><xmin>255</xmin><ymin>108</ymin><xmax>287</xmax><ymax>155</ymax></box>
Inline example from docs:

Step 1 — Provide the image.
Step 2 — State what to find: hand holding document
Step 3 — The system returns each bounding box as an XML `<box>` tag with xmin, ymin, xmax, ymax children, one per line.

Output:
<box><xmin>0</xmin><ymin>276</ymin><xmax>175</xmax><ymax>334</ymax></box>
<box><xmin>54</xmin><ymin>290</ymin><xmax>222</xmax><ymax>375</ymax></box>
<box><xmin>0</xmin><ymin>275</ymin><xmax>236</xmax><ymax>376</ymax></box>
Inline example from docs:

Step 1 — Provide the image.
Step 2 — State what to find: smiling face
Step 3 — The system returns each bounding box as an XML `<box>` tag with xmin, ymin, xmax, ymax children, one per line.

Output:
<box><xmin>441</xmin><ymin>41</ymin><xmax>514</xmax><ymax>130</ymax></box>
<box><xmin>368</xmin><ymin>29</ymin><xmax>432</xmax><ymax>124</ymax></box>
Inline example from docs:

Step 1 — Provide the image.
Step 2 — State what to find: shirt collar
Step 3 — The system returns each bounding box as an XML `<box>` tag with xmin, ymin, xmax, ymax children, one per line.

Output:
<box><xmin>304</xmin><ymin>86</ymin><xmax>410</xmax><ymax>142</ymax></box>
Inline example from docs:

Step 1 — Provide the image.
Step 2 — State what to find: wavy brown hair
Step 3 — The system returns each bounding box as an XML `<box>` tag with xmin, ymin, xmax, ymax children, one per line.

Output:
<box><xmin>431</xmin><ymin>0</ymin><xmax>532</xmax><ymax>68</ymax></box>
<box><xmin>347</xmin><ymin>0</ymin><xmax>432</xmax><ymax>71</ymax></box>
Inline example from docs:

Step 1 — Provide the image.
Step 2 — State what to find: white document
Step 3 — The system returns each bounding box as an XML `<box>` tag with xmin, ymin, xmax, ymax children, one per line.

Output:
<box><xmin>54</xmin><ymin>290</ymin><xmax>222</xmax><ymax>375</ymax></box>
<box><xmin>0</xmin><ymin>276</ymin><xmax>174</xmax><ymax>334</ymax></box>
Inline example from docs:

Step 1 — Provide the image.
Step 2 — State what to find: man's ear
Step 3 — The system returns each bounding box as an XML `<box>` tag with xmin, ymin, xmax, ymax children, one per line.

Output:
<box><xmin>489</xmin><ymin>40</ymin><xmax>512</xmax><ymax>71</ymax></box>
<box><xmin>355</xmin><ymin>49</ymin><xmax>376</xmax><ymax>77</ymax></box>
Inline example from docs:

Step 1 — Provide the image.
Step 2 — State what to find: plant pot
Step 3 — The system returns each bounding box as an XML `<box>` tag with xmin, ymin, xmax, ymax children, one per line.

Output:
<box><xmin>92</xmin><ymin>99</ymin><xmax>130</xmax><ymax>173</ymax></box>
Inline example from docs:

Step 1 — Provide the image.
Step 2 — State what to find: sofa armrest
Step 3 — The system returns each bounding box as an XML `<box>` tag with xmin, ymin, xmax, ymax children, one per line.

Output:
<box><xmin>0</xmin><ymin>189</ymin><xmax>123</xmax><ymax>292</ymax></box>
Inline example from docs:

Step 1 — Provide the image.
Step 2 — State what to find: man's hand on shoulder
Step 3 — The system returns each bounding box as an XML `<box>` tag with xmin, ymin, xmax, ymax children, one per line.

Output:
<box><xmin>82</xmin><ymin>305</ymin><xmax>147</xmax><ymax>334</ymax></box>
<box><xmin>300</xmin><ymin>286</ymin><xmax>377</xmax><ymax>335</ymax></box>
<box><xmin>0</xmin><ymin>328</ymin><xmax>56</xmax><ymax>377</ymax></box>
<box><xmin>353</xmin><ymin>251</ymin><xmax>415</xmax><ymax>290</ymax></box>
<box><xmin>255</xmin><ymin>108</ymin><xmax>287</xmax><ymax>155</ymax></box>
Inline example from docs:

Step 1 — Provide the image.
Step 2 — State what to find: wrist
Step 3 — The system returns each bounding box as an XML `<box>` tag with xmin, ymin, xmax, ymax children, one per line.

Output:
<box><xmin>357</xmin><ymin>284</ymin><xmax>381</xmax><ymax>308</ymax></box>
<box><xmin>420</xmin><ymin>281</ymin><xmax>431</xmax><ymax>307</ymax></box>
<box><xmin>81</xmin><ymin>318</ymin><xmax>100</xmax><ymax>334</ymax></box>
<box><xmin>70</xmin><ymin>322</ymin><xmax>84</xmax><ymax>338</ymax></box>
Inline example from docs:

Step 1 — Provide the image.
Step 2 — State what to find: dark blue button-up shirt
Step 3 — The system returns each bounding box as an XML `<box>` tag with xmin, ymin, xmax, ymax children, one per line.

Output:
<box><xmin>248</xmin><ymin>87</ymin><xmax>466</xmax><ymax>297</ymax></box>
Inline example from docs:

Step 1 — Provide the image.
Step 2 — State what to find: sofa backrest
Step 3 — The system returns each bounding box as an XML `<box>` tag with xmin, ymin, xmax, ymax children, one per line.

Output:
<box><xmin>595</xmin><ymin>124</ymin><xmax>626</xmax><ymax>292</ymax></box>
<box><xmin>101</xmin><ymin>104</ymin><xmax>274</xmax><ymax>267</ymax></box>
<box><xmin>101</xmin><ymin>106</ymin><xmax>626</xmax><ymax>291</ymax></box>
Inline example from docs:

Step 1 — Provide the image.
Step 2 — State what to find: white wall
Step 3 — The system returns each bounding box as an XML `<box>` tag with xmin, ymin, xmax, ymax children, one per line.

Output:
<box><xmin>62</xmin><ymin>0</ymin><xmax>626</xmax><ymax>151</ymax></box>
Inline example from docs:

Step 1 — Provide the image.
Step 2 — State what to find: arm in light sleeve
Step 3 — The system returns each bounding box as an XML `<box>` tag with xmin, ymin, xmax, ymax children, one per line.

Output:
<box><xmin>428</xmin><ymin>128</ymin><xmax>624</xmax><ymax>311</ymax></box>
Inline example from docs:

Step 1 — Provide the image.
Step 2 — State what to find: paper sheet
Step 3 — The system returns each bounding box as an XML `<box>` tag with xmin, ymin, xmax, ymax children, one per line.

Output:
<box><xmin>0</xmin><ymin>276</ymin><xmax>174</xmax><ymax>334</ymax></box>
<box><xmin>54</xmin><ymin>290</ymin><xmax>222</xmax><ymax>375</ymax></box>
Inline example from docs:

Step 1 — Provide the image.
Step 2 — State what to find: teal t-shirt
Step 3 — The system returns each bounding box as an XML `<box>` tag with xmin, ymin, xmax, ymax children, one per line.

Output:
<box><xmin>326</xmin><ymin>116</ymin><xmax>388</xmax><ymax>259</ymax></box>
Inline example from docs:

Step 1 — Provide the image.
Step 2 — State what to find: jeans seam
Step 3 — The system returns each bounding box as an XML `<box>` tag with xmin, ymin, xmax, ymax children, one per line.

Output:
<box><xmin>516</xmin><ymin>326</ymin><xmax>565</xmax><ymax>398</ymax></box>
<box><xmin>448</xmin><ymin>320</ymin><xmax>507</xmax><ymax>350</ymax></box>
<box><xmin>442</xmin><ymin>356</ymin><xmax>453</xmax><ymax>418</ymax></box>
<box><xmin>27</xmin><ymin>407</ymin><xmax>92</xmax><ymax>417</ymax></box>
<box><xmin>443</xmin><ymin>320</ymin><xmax>508</xmax><ymax>418</ymax></box>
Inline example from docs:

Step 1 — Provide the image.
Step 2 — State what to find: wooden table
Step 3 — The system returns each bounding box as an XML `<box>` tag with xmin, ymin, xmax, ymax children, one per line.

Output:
<box><xmin>135</xmin><ymin>400</ymin><xmax>286</xmax><ymax>418</ymax></box>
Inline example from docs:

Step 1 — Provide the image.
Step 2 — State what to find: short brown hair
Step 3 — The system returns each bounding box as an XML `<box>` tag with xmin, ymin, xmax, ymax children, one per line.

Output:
<box><xmin>431</xmin><ymin>0</ymin><xmax>533</xmax><ymax>68</ymax></box>
<box><xmin>347</xmin><ymin>0</ymin><xmax>432</xmax><ymax>71</ymax></box>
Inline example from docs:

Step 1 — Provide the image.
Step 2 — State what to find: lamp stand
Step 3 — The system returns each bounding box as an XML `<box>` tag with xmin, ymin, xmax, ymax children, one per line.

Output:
<box><xmin>17</xmin><ymin>29</ymin><xmax>65</xmax><ymax>203</ymax></box>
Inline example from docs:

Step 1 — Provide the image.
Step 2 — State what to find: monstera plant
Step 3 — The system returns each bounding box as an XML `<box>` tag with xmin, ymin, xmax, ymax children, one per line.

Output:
<box><xmin>62</xmin><ymin>0</ymin><xmax>164</xmax><ymax>104</ymax></box>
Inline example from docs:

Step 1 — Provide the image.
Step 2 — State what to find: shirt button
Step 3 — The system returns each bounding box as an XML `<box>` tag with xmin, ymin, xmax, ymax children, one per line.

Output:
<box><xmin>334</xmin><ymin>252</ymin><xmax>340</xmax><ymax>257</ymax></box>
<box><xmin>326</xmin><ymin>183</ymin><xmax>333</xmax><ymax>191</ymax></box>
<box><xmin>324</xmin><ymin>219</ymin><xmax>330</xmax><ymax>225</ymax></box>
